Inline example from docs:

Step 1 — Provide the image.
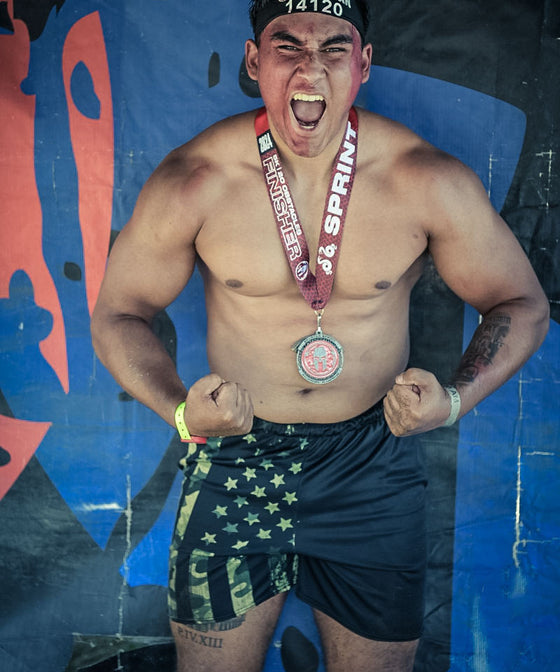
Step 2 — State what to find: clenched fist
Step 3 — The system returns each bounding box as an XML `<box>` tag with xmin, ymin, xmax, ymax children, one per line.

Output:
<box><xmin>383</xmin><ymin>368</ymin><xmax>456</xmax><ymax>436</ymax></box>
<box><xmin>182</xmin><ymin>373</ymin><xmax>254</xmax><ymax>438</ymax></box>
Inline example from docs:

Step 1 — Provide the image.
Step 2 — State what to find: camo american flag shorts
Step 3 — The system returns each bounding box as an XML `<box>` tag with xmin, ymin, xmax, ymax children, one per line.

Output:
<box><xmin>168</xmin><ymin>401</ymin><xmax>427</xmax><ymax>640</ymax></box>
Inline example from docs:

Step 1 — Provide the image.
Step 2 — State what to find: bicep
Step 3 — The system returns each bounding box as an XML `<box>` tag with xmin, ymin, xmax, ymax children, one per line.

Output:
<box><xmin>427</xmin><ymin>169</ymin><xmax>542</xmax><ymax>315</ymax></box>
<box><xmin>98</xmin><ymin>223</ymin><xmax>196</xmax><ymax>321</ymax></box>
<box><xmin>95</xmin><ymin>167</ymin><xmax>199</xmax><ymax>323</ymax></box>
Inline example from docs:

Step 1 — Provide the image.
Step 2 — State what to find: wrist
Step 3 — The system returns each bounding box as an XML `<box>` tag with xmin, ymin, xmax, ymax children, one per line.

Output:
<box><xmin>443</xmin><ymin>385</ymin><xmax>461</xmax><ymax>427</ymax></box>
<box><xmin>174</xmin><ymin>400</ymin><xmax>207</xmax><ymax>444</ymax></box>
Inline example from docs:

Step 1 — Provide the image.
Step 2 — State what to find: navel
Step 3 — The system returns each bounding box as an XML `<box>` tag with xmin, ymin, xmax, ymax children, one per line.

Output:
<box><xmin>298</xmin><ymin>388</ymin><xmax>313</xmax><ymax>396</ymax></box>
<box><xmin>226</xmin><ymin>279</ymin><xmax>244</xmax><ymax>288</ymax></box>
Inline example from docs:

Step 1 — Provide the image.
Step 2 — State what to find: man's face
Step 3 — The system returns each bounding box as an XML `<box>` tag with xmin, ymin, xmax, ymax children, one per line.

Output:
<box><xmin>246</xmin><ymin>13</ymin><xmax>372</xmax><ymax>158</ymax></box>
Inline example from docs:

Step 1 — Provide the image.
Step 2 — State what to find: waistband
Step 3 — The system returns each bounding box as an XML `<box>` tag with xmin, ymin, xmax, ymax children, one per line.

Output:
<box><xmin>252</xmin><ymin>398</ymin><xmax>385</xmax><ymax>437</ymax></box>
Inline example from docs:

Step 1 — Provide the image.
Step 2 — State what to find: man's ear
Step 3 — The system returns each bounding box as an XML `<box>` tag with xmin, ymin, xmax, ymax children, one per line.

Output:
<box><xmin>245</xmin><ymin>39</ymin><xmax>259</xmax><ymax>81</ymax></box>
<box><xmin>361</xmin><ymin>43</ymin><xmax>373</xmax><ymax>84</ymax></box>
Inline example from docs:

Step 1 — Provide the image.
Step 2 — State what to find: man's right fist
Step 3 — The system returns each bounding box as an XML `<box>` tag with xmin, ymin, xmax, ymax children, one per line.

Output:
<box><xmin>182</xmin><ymin>373</ymin><xmax>254</xmax><ymax>438</ymax></box>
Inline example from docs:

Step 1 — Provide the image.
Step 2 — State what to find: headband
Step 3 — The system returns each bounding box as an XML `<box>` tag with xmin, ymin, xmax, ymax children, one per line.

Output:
<box><xmin>253</xmin><ymin>0</ymin><xmax>366</xmax><ymax>41</ymax></box>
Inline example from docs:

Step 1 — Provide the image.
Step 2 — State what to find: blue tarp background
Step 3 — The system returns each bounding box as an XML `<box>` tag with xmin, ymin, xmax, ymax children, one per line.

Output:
<box><xmin>0</xmin><ymin>1</ymin><xmax>558</xmax><ymax>671</ymax></box>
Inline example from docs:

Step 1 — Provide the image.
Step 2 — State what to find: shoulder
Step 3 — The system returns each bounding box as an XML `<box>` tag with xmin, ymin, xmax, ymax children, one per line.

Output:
<box><xmin>356</xmin><ymin>106</ymin><xmax>473</xmax><ymax>178</ymax></box>
<box><xmin>132</xmin><ymin>110</ymin><xmax>261</xmax><ymax>228</ymax></box>
<box><xmin>149</xmin><ymin>111</ymin><xmax>259</xmax><ymax>200</ymax></box>
<box><xmin>356</xmin><ymin>107</ymin><xmax>487</xmax><ymax>225</ymax></box>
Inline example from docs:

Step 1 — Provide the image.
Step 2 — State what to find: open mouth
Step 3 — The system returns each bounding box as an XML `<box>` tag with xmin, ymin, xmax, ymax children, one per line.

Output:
<box><xmin>291</xmin><ymin>93</ymin><xmax>326</xmax><ymax>129</ymax></box>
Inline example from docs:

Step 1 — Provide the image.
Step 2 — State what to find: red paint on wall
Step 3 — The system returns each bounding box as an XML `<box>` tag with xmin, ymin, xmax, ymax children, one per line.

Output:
<box><xmin>0</xmin><ymin>416</ymin><xmax>51</xmax><ymax>500</ymax></box>
<box><xmin>62</xmin><ymin>11</ymin><xmax>114</xmax><ymax>317</ymax></box>
<box><xmin>0</xmin><ymin>6</ymin><xmax>114</xmax><ymax>498</ymax></box>
<box><xmin>0</xmin><ymin>2</ymin><xmax>69</xmax><ymax>392</ymax></box>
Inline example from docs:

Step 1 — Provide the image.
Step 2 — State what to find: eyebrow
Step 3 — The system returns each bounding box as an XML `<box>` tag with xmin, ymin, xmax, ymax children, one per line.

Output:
<box><xmin>270</xmin><ymin>31</ymin><xmax>354</xmax><ymax>48</ymax></box>
<box><xmin>322</xmin><ymin>34</ymin><xmax>354</xmax><ymax>47</ymax></box>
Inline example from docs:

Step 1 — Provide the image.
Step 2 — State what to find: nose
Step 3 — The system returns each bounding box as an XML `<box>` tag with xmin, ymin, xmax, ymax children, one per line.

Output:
<box><xmin>296</xmin><ymin>50</ymin><xmax>325</xmax><ymax>81</ymax></box>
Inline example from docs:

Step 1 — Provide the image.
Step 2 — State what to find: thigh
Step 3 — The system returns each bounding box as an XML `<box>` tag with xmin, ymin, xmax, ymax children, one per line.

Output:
<box><xmin>171</xmin><ymin>592</ymin><xmax>287</xmax><ymax>672</ymax></box>
<box><xmin>313</xmin><ymin>609</ymin><xmax>418</xmax><ymax>672</ymax></box>
<box><xmin>296</xmin><ymin>556</ymin><xmax>425</xmax><ymax>642</ymax></box>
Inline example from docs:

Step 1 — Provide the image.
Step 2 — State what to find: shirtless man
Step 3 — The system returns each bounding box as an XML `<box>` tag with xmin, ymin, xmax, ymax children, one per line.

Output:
<box><xmin>91</xmin><ymin>1</ymin><xmax>549</xmax><ymax>670</ymax></box>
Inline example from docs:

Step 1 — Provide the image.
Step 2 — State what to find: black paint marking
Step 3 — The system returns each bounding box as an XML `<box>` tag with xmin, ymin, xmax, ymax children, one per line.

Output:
<box><xmin>64</xmin><ymin>262</ymin><xmax>82</xmax><ymax>281</ymax></box>
<box><xmin>281</xmin><ymin>626</ymin><xmax>319</xmax><ymax>672</ymax></box>
<box><xmin>0</xmin><ymin>447</ymin><xmax>11</xmax><ymax>467</ymax></box>
<box><xmin>208</xmin><ymin>52</ymin><xmax>220</xmax><ymax>88</ymax></box>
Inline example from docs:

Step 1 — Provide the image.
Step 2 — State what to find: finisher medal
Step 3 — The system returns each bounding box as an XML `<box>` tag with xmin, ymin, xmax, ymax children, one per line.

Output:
<box><xmin>292</xmin><ymin>310</ymin><xmax>344</xmax><ymax>385</ymax></box>
<box><xmin>255</xmin><ymin>108</ymin><xmax>359</xmax><ymax>384</ymax></box>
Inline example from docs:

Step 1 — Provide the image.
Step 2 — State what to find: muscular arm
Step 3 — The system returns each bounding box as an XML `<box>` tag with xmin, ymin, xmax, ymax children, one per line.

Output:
<box><xmin>432</xmin><ymin>161</ymin><xmax>549</xmax><ymax>415</ymax></box>
<box><xmin>384</xmin><ymin>153</ymin><xmax>549</xmax><ymax>435</ymax></box>
<box><xmin>92</xmin><ymin>153</ymin><xmax>198</xmax><ymax>425</ymax></box>
<box><xmin>91</xmin><ymin>149</ymin><xmax>253</xmax><ymax>435</ymax></box>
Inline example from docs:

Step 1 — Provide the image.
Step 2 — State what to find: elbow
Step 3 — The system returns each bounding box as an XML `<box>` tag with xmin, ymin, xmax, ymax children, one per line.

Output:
<box><xmin>90</xmin><ymin>304</ymin><xmax>109</xmax><ymax>364</ymax></box>
<box><xmin>520</xmin><ymin>284</ymin><xmax>551</xmax><ymax>352</ymax></box>
<box><xmin>534</xmin><ymin>292</ymin><xmax>550</xmax><ymax>348</ymax></box>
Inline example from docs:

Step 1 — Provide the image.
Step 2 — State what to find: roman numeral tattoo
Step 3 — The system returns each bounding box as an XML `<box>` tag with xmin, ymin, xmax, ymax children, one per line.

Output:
<box><xmin>454</xmin><ymin>313</ymin><xmax>511</xmax><ymax>384</ymax></box>
<box><xmin>175</xmin><ymin>615</ymin><xmax>246</xmax><ymax>649</ymax></box>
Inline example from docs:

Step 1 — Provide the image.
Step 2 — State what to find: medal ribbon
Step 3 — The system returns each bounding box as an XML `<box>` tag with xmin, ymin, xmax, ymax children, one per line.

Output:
<box><xmin>255</xmin><ymin>107</ymin><xmax>358</xmax><ymax>311</ymax></box>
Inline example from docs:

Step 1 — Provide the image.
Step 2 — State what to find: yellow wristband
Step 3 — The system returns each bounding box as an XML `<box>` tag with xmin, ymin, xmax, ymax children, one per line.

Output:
<box><xmin>174</xmin><ymin>401</ymin><xmax>206</xmax><ymax>444</ymax></box>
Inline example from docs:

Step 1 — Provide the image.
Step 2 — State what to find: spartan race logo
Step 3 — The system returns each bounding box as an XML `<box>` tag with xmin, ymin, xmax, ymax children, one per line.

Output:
<box><xmin>258</xmin><ymin>131</ymin><xmax>274</xmax><ymax>155</ymax></box>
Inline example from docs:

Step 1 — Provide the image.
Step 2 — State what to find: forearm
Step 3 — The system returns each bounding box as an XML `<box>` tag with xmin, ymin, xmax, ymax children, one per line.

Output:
<box><xmin>92</xmin><ymin>313</ymin><xmax>186</xmax><ymax>427</ymax></box>
<box><xmin>451</xmin><ymin>298</ymin><xmax>549</xmax><ymax>417</ymax></box>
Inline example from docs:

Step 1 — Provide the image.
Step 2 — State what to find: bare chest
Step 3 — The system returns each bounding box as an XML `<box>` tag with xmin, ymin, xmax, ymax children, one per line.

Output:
<box><xmin>195</xmin><ymin>171</ymin><xmax>427</xmax><ymax>300</ymax></box>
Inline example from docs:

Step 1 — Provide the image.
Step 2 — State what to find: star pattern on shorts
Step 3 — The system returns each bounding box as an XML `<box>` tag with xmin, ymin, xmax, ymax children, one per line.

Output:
<box><xmin>270</xmin><ymin>473</ymin><xmax>285</xmax><ymax>488</ymax></box>
<box><xmin>277</xmin><ymin>518</ymin><xmax>293</xmax><ymax>532</ymax></box>
<box><xmin>244</xmin><ymin>512</ymin><xmax>260</xmax><ymax>526</ymax></box>
<box><xmin>283</xmin><ymin>491</ymin><xmax>298</xmax><ymax>505</ymax></box>
<box><xmin>196</xmin><ymin>431</ymin><xmax>309</xmax><ymax>553</ymax></box>
<box><xmin>265</xmin><ymin>502</ymin><xmax>280</xmax><ymax>515</ymax></box>
<box><xmin>213</xmin><ymin>505</ymin><xmax>228</xmax><ymax>518</ymax></box>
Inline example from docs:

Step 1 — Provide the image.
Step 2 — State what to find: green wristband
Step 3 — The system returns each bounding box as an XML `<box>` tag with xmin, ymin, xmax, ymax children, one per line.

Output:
<box><xmin>174</xmin><ymin>401</ymin><xmax>206</xmax><ymax>444</ymax></box>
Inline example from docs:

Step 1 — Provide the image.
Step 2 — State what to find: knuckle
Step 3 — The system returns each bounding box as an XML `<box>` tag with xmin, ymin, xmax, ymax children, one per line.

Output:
<box><xmin>221</xmin><ymin>408</ymin><xmax>235</xmax><ymax>425</ymax></box>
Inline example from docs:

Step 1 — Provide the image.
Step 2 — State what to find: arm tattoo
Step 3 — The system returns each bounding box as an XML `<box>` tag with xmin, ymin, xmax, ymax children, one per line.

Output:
<box><xmin>454</xmin><ymin>313</ymin><xmax>511</xmax><ymax>384</ymax></box>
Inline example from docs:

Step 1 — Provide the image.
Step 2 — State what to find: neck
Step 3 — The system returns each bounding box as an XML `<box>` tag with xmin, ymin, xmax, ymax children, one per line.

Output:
<box><xmin>268</xmin><ymin>118</ymin><xmax>351</xmax><ymax>185</ymax></box>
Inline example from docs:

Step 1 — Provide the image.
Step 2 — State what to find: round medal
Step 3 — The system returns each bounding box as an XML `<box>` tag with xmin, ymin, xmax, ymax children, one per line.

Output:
<box><xmin>294</xmin><ymin>332</ymin><xmax>344</xmax><ymax>385</ymax></box>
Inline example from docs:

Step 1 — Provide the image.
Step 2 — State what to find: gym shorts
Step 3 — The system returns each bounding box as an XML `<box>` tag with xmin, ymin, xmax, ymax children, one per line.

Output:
<box><xmin>168</xmin><ymin>401</ymin><xmax>427</xmax><ymax>641</ymax></box>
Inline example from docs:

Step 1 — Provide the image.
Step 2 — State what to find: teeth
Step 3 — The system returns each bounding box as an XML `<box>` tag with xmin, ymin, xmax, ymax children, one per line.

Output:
<box><xmin>292</xmin><ymin>93</ymin><xmax>325</xmax><ymax>102</ymax></box>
